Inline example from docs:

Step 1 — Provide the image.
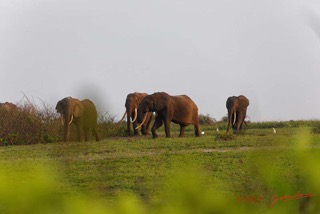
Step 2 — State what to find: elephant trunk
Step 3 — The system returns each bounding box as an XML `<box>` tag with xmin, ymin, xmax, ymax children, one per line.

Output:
<box><xmin>226</xmin><ymin>111</ymin><xmax>233</xmax><ymax>133</ymax></box>
<box><xmin>127</xmin><ymin>111</ymin><xmax>131</xmax><ymax>135</ymax></box>
<box><xmin>63</xmin><ymin>114</ymin><xmax>70</xmax><ymax>142</ymax></box>
<box><xmin>61</xmin><ymin>112</ymin><xmax>74</xmax><ymax>142</ymax></box>
<box><xmin>60</xmin><ymin>114</ymin><xmax>65</xmax><ymax>125</ymax></box>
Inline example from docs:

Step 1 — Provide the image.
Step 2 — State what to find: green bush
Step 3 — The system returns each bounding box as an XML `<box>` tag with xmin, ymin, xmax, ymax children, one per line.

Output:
<box><xmin>198</xmin><ymin>114</ymin><xmax>216</xmax><ymax>126</ymax></box>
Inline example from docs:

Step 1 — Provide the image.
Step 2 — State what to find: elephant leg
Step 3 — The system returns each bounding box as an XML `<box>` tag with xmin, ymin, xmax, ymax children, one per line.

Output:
<box><xmin>235</xmin><ymin>111</ymin><xmax>244</xmax><ymax>133</ymax></box>
<box><xmin>76</xmin><ymin>123</ymin><xmax>83</xmax><ymax>141</ymax></box>
<box><xmin>194</xmin><ymin>123</ymin><xmax>201</xmax><ymax>137</ymax></box>
<box><xmin>84</xmin><ymin>129</ymin><xmax>89</xmax><ymax>142</ymax></box>
<box><xmin>241</xmin><ymin>109</ymin><xmax>248</xmax><ymax>131</ymax></box>
<box><xmin>93</xmin><ymin>127</ymin><xmax>100</xmax><ymax>141</ymax></box>
<box><xmin>179</xmin><ymin>125</ymin><xmax>186</xmax><ymax>137</ymax></box>
<box><xmin>152</xmin><ymin>116</ymin><xmax>163</xmax><ymax>138</ymax></box>
<box><xmin>141</xmin><ymin>125</ymin><xmax>147</xmax><ymax>135</ymax></box>
<box><xmin>132</xmin><ymin>121</ymin><xmax>139</xmax><ymax>136</ymax></box>
<box><xmin>164</xmin><ymin>119</ymin><xmax>171</xmax><ymax>138</ymax></box>
<box><xmin>77</xmin><ymin>129</ymin><xmax>82</xmax><ymax>141</ymax></box>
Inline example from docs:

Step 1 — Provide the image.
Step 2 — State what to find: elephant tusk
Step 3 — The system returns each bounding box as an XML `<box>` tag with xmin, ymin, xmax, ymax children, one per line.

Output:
<box><xmin>135</xmin><ymin>113</ymin><xmax>147</xmax><ymax>130</ymax></box>
<box><xmin>60</xmin><ymin>114</ymin><xmax>65</xmax><ymax>126</ymax></box>
<box><xmin>131</xmin><ymin>108</ymin><xmax>138</xmax><ymax>123</ymax></box>
<box><xmin>233</xmin><ymin>112</ymin><xmax>236</xmax><ymax>125</ymax></box>
<box><xmin>118</xmin><ymin>111</ymin><xmax>127</xmax><ymax>123</ymax></box>
<box><xmin>69</xmin><ymin>115</ymin><xmax>74</xmax><ymax>124</ymax></box>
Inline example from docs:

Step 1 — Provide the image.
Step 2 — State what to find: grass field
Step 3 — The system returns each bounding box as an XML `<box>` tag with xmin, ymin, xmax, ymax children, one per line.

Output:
<box><xmin>1</xmin><ymin>125</ymin><xmax>320</xmax><ymax>213</ymax></box>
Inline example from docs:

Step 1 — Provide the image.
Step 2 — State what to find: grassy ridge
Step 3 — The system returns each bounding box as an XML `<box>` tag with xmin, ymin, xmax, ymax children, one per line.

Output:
<box><xmin>1</xmin><ymin>127</ymin><xmax>320</xmax><ymax>213</ymax></box>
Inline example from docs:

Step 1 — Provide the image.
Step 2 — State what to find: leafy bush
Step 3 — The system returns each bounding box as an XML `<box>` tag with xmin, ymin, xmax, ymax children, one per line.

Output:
<box><xmin>198</xmin><ymin>114</ymin><xmax>216</xmax><ymax>125</ymax></box>
<box><xmin>0</xmin><ymin>102</ymin><xmax>46</xmax><ymax>145</ymax></box>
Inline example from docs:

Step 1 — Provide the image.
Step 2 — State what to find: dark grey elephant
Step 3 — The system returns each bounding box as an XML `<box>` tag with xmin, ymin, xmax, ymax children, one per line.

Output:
<box><xmin>55</xmin><ymin>97</ymin><xmax>100</xmax><ymax>142</ymax></box>
<box><xmin>118</xmin><ymin>92</ymin><xmax>153</xmax><ymax>136</ymax></box>
<box><xmin>137</xmin><ymin>92</ymin><xmax>201</xmax><ymax>138</ymax></box>
<box><xmin>226</xmin><ymin>95</ymin><xmax>249</xmax><ymax>133</ymax></box>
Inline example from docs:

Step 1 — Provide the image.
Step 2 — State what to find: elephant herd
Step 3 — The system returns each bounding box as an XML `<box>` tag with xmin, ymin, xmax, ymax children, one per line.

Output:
<box><xmin>1</xmin><ymin>93</ymin><xmax>249</xmax><ymax>142</ymax></box>
<box><xmin>51</xmin><ymin>92</ymin><xmax>249</xmax><ymax>142</ymax></box>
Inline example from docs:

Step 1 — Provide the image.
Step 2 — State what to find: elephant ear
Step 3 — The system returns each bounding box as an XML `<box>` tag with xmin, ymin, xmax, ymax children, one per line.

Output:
<box><xmin>72</xmin><ymin>100</ymin><xmax>85</xmax><ymax>117</ymax></box>
<box><xmin>238</xmin><ymin>96</ymin><xmax>249</xmax><ymax>109</ymax></box>
<box><xmin>154</xmin><ymin>93</ymin><xmax>170</xmax><ymax>111</ymax></box>
<box><xmin>56</xmin><ymin>99</ymin><xmax>68</xmax><ymax>113</ymax></box>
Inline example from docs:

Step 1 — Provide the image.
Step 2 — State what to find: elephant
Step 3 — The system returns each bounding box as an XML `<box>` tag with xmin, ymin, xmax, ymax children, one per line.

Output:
<box><xmin>55</xmin><ymin>97</ymin><xmax>100</xmax><ymax>142</ymax></box>
<box><xmin>137</xmin><ymin>92</ymin><xmax>201</xmax><ymax>138</ymax></box>
<box><xmin>226</xmin><ymin>95</ymin><xmax>249</xmax><ymax>133</ymax></box>
<box><xmin>118</xmin><ymin>92</ymin><xmax>153</xmax><ymax>136</ymax></box>
<box><xmin>0</xmin><ymin>102</ymin><xmax>17</xmax><ymax>111</ymax></box>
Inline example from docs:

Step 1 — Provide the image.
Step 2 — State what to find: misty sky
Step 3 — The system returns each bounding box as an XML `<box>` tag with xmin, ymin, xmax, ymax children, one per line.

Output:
<box><xmin>1</xmin><ymin>0</ymin><xmax>320</xmax><ymax>122</ymax></box>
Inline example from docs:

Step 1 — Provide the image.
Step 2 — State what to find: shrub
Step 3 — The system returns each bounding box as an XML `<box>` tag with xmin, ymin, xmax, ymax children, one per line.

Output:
<box><xmin>215</xmin><ymin>132</ymin><xmax>235</xmax><ymax>141</ymax></box>
<box><xmin>0</xmin><ymin>96</ymin><xmax>65</xmax><ymax>145</ymax></box>
<box><xmin>98</xmin><ymin>112</ymin><xmax>127</xmax><ymax>138</ymax></box>
<box><xmin>198</xmin><ymin>114</ymin><xmax>216</xmax><ymax>126</ymax></box>
<box><xmin>0</xmin><ymin>103</ymin><xmax>43</xmax><ymax>145</ymax></box>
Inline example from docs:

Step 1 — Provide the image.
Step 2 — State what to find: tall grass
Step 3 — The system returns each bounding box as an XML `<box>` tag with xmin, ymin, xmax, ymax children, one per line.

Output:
<box><xmin>0</xmin><ymin>98</ymin><xmax>60</xmax><ymax>145</ymax></box>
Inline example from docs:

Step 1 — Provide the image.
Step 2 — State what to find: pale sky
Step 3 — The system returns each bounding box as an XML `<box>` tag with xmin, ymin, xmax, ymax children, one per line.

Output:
<box><xmin>1</xmin><ymin>0</ymin><xmax>320</xmax><ymax>121</ymax></box>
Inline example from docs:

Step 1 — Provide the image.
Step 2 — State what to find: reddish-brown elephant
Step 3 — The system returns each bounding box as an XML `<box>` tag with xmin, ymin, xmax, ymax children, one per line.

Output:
<box><xmin>226</xmin><ymin>95</ymin><xmax>249</xmax><ymax>134</ymax></box>
<box><xmin>55</xmin><ymin>97</ymin><xmax>100</xmax><ymax>142</ymax></box>
<box><xmin>0</xmin><ymin>102</ymin><xmax>17</xmax><ymax>111</ymax></box>
<box><xmin>119</xmin><ymin>92</ymin><xmax>153</xmax><ymax>136</ymax></box>
<box><xmin>137</xmin><ymin>92</ymin><xmax>201</xmax><ymax>138</ymax></box>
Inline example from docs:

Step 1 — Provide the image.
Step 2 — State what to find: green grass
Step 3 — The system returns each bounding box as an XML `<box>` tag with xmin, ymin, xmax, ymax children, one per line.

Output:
<box><xmin>1</xmin><ymin>126</ymin><xmax>320</xmax><ymax>213</ymax></box>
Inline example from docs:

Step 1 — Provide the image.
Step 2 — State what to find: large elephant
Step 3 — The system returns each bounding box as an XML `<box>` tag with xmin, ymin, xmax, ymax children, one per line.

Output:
<box><xmin>118</xmin><ymin>92</ymin><xmax>153</xmax><ymax>136</ymax></box>
<box><xmin>226</xmin><ymin>95</ymin><xmax>249</xmax><ymax>133</ymax></box>
<box><xmin>137</xmin><ymin>92</ymin><xmax>201</xmax><ymax>138</ymax></box>
<box><xmin>55</xmin><ymin>97</ymin><xmax>100</xmax><ymax>142</ymax></box>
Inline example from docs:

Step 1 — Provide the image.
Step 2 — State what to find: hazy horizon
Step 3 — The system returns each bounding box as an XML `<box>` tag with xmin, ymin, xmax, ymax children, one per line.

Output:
<box><xmin>1</xmin><ymin>0</ymin><xmax>320</xmax><ymax>122</ymax></box>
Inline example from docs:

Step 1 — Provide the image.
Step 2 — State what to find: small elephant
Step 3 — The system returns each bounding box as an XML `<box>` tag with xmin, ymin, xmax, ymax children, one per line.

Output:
<box><xmin>226</xmin><ymin>95</ymin><xmax>249</xmax><ymax>133</ymax></box>
<box><xmin>0</xmin><ymin>102</ymin><xmax>17</xmax><ymax>111</ymax></box>
<box><xmin>137</xmin><ymin>92</ymin><xmax>201</xmax><ymax>138</ymax></box>
<box><xmin>55</xmin><ymin>97</ymin><xmax>100</xmax><ymax>142</ymax></box>
<box><xmin>118</xmin><ymin>92</ymin><xmax>153</xmax><ymax>136</ymax></box>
